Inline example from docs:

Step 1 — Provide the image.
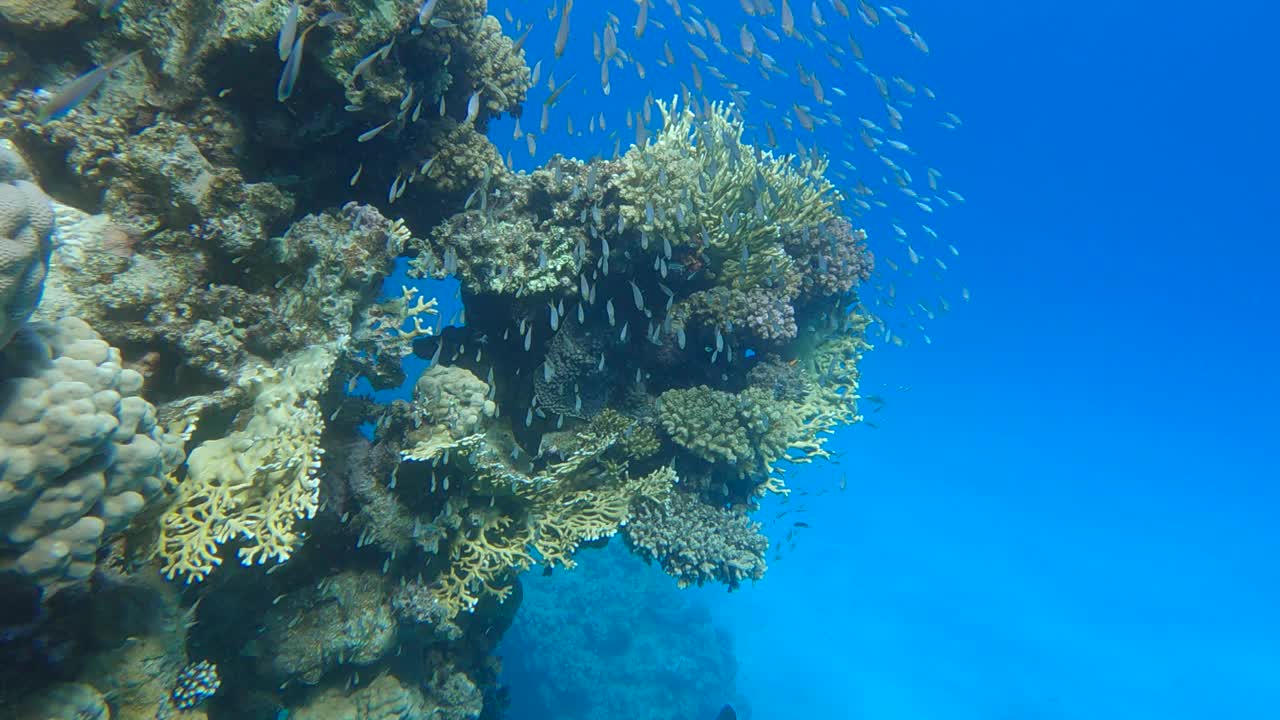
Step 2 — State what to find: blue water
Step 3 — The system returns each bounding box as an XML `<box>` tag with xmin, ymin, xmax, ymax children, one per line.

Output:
<box><xmin>414</xmin><ymin>1</ymin><xmax>1280</xmax><ymax>717</ymax></box>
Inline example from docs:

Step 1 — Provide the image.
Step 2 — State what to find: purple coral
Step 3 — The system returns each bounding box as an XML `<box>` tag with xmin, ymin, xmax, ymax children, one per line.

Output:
<box><xmin>741</xmin><ymin>288</ymin><xmax>798</xmax><ymax>342</ymax></box>
<box><xmin>786</xmin><ymin>217</ymin><xmax>873</xmax><ymax>300</ymax></box>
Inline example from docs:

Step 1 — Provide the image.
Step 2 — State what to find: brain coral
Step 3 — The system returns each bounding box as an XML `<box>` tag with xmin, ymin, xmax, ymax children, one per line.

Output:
<box><xmin>0</xmin><ymin>143</ymin><xmax>54</xmax><ymax>350</ymax></box>
<box><xmin>0</xmin><ymin>317</ymin><xmax>184</xmax><ymax>597</ymax></box>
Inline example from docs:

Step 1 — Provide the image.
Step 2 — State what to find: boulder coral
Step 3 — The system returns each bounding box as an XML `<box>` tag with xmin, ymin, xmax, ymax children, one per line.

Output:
<box><xmin>0</xmin><ymin>318</ymin><xmax>183</xmax><ymax>597</ymax></box>
<box><xmin>0</xmin><ymin>142</ymin><xmax>52</xmax><ymax>350</ymax></box>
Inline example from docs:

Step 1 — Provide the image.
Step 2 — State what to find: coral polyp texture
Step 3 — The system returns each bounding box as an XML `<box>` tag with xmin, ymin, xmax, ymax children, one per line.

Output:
<box><xmin>0</xmin><ymin>317</ymin><xmax>182</xmax><ymax>596</ymax></box>
<box><xmin>0</xmin><ymin>143</ymin><xmax>53</xmax><ymax>350</ymax></box>
<box><xmin>0</xmin><ymin>0</ymin><xmax>889</xmax><ymax>717</ymax></box>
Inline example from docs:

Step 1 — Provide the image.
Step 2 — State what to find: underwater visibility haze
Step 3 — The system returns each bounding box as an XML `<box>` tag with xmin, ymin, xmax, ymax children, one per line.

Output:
<box><xmin>0</xmin><ymin>1</ymin><xmax>1276</xmax><ymax>720</ymax></box>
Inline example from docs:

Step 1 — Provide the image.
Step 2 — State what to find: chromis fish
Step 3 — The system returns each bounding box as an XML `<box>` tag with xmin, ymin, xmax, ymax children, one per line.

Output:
<box><xmin>38</xmin><ymin>51</ymin><xmax>141</xmax><ymax>123</ymax></box>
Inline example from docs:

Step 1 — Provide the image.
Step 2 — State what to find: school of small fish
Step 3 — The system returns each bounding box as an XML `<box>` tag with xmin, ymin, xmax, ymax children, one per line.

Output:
<box><xmin>30</xmin><ymin>0</ymin><xmax>966</xmax><ymax>348</ymax></box>
<box><xmin>489</xmin><ymin>0</ymin><xmax>968</xmax><ymax>348</ymax></box>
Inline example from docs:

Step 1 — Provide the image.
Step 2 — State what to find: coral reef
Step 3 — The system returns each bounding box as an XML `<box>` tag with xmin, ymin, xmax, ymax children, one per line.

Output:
<box><xmin>157</xmin><ymin>344</ymin><xmax>334</xmax><ymax>582</ymax></box>
<box><xmin>0</xmin><ymin>0</ymin><xmax>880</xmax><ymax>717</ymax></box>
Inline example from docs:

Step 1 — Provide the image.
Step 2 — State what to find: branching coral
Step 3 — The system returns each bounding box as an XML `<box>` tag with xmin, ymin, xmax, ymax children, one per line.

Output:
<box><xmin>624</xmin><ymin>489</ymin><xmax>768</xmax><ymax>590</ymax></box>
<box><xmin>408</xmin><ymin>420</ymin><xmax>677</xmax><ymax>617</ymax></box>
<box><xmin>658</xmin><ymin>384</ymin><xmax>823</xmax><ymax>483</ymax></box>
<box><xmin>612</xmin><ymin>96</ymin><xmax>841</xmax><ymax>287</ymax></box>
<box><xmin>157</xmin><ymin>344</ymin><xmax>335</xmax><ymax>582</ymax></box>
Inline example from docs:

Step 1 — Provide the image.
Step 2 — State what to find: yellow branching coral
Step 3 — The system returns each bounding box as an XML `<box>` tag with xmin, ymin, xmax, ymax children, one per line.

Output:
<box><xmin>612</xmin><ymin>96</ymin><xmax>841</xmax><ymax>286</ymax></box>
<box><xmin>157</xmin><ymin>345</ymin><xmax>335</xmax><ymax>582</ymax></box>
<box><xmin>433</xmin><ymin>511</ymin><xmax>534</xmax><ymax>616</ymax></box>
<box><xmin>522</xmin><ymin>465</ymin><xmax>677</xmax><ymax>569</ymax></box>
<box><xmin>417</xmin><ymin>418</ymin><xmax>677</xmax><ymax>616</ymax></box>
<box><xmin>659</xmin><ymin>378</ymin><xmax>850</xmax><ymax>488</ymax></box>
<box><xmin>368</xmin><ymin>285</ymin><xmax>439</xmax><ymax>341</ymax></box>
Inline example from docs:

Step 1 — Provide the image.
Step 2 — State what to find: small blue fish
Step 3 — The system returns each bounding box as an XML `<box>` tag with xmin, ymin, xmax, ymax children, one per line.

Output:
<box><xmin>38</xmin><ymin>51</ymin><xmax>141</xmax><ymax>123</ymax></box>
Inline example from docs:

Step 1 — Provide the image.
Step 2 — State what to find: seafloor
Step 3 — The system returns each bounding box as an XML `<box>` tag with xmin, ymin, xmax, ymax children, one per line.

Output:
<box><xmin>0</xmin><ymin>1</ymin><xmax>872</xmax><ymax>718</ymax></box>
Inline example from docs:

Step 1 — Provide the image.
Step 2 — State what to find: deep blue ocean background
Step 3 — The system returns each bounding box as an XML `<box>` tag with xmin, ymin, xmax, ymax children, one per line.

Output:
<box><xmin>377</xmin><ymin>1</ymin><xmax>1280</xmax><ymax>717</ymax></box>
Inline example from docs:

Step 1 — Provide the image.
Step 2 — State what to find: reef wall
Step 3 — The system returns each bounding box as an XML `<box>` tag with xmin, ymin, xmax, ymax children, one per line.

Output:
<box><xmin>0</xmin><ymin>1</ymin><xmax>873</xmax><ymax>718</ymax></box>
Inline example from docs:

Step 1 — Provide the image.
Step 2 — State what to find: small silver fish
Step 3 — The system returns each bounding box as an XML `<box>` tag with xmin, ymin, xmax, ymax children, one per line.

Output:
<box><xmin>278</xmin><ymin>1</ymin><xmax>300</xmax><ymax>62</ymax></box>
<box><xmin>357</xmin><ymin>119</ymin><xmax>394</xmax><ymax>142</ymax></box>
<box><xmin>38</xmin><ymin>51</ymin><xmax>142</xmax><ymax>123</ymax></box>
<box><xmin>277</xmin><ymin>27</ymin><xmax>313</xmax><ymax>102</ymax></box>
<box><xmin>629</xmin><ymin>280</ymin><xmax>644</xmax><ymax>310</ymax></box>
<box><xmin>417</xmin><ymin>0</ymin><xmax>440</xmax><ymax>26</ymax></box>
